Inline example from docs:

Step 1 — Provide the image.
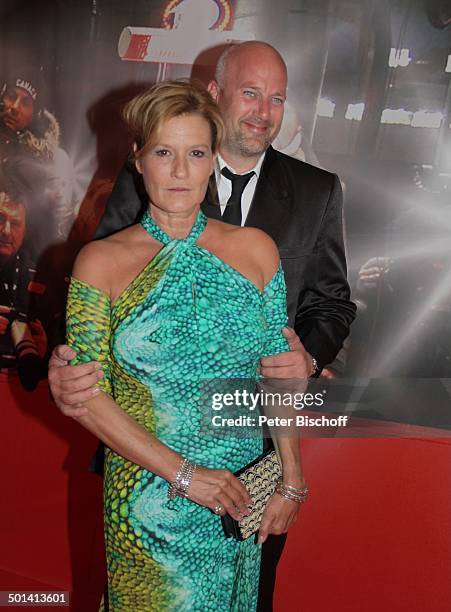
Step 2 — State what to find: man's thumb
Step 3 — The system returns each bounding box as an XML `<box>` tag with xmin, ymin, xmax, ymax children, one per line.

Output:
<box><xmin>282</xmin><ymin>326</ymin><xmax>302</xmax><ymax>350</ymax></box>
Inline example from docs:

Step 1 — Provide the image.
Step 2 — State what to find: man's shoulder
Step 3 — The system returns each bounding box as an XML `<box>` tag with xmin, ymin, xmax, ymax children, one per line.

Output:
<box><xmin>268</xmin><ymin>147</ymin><xmax>336</xmax><ymax>182</ymax></box>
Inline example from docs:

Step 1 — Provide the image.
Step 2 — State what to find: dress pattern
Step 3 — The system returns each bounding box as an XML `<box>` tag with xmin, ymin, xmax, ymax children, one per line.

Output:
<box><xmin>66</xmin><ymin>210</ymin><xmax>289</xmax><ymax>611</ymax></box>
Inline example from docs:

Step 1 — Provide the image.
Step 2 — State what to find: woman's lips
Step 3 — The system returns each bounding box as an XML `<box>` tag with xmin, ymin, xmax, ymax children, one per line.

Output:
<box><xmin>168</xmin><ymin>188</ymin><xmax>190</xmax><ymax>192</ymax></box>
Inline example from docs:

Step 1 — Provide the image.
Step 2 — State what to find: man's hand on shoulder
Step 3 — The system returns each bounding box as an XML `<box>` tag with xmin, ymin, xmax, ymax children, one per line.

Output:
<box><xmin>48</xmin><ymin>344</ymin><xmax>102</xmax><ymax>417</ymax></box>
<box><xmin>260</xmin><ymin>327</ymin><xmax>315</xmax><ymax>379</ymax></box>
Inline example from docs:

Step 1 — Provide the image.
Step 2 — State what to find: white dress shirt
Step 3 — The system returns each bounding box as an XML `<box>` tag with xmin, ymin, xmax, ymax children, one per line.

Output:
<box><xmin>215</xmin><ymin>153</ymin><xmax>266</xmax><ymax>226</ymax></box>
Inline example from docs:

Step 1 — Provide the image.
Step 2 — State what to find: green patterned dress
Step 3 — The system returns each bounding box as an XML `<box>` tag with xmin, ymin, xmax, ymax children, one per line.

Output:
<box><xmin>66</xmin><ymin>210</ymin><xmax>289</xmax><ymax>611</ymax></box>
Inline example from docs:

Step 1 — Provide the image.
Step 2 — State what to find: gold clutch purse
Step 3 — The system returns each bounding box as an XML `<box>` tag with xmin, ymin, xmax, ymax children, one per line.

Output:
<box><xmin>221</xmin><ymin>449</ymin><xmax>282</xmax><ymax>541</ymax></box>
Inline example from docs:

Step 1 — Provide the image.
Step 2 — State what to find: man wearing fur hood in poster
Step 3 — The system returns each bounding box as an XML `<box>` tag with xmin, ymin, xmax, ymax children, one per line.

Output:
<box><xmin>0</xmin><ymin>69</ymin><xmax>77</xmax><ymax>259</ymax></box>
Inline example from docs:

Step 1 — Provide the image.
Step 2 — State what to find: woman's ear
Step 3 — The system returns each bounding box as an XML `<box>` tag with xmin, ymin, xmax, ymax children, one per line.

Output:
<box><xmin>133</xmin><ymin>143</ymin><xmax>142</xmax><ymax>174</ymax></box>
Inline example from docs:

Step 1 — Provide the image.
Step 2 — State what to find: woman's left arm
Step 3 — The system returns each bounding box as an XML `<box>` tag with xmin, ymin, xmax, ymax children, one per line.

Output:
<box><xmin>258</xmin><ymin>432</ymin><xmax>305</xmax><ymax>544</ymax></box>
<box><xmin>256</xmin><ymin>236</ymin><xmax>306</xmax><ymax>544</ymax></box>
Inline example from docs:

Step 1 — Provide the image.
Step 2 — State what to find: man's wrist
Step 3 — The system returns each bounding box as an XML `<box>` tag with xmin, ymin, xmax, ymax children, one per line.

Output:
<box><xmin>307</xmin><ymin>353</ymin><xmax>319</xmax><ymax>377</ymax></box>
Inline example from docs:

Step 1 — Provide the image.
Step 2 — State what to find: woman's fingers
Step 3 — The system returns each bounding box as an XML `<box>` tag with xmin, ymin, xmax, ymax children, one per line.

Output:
<box><xmin>258</xmin><ymin>494</ymin><xmax>300</xmax><ymax>544</ymax></box>
<box><xmin>206</xmin><ymin>471</ymin><xmax>252</xmax><ymax>520</ymax></box>
<box><xmin>226</xmin><ymin>473</ymin><xmax>253</xmax><ymax>514</ymax></box>
<box><xmin>211</xmin><ymin>490</ymin><xmax>245</xmax><ymax>521</ymax></box>
<box><xmin>188</xmin><ymin>469</ymin><xmax>303</xmax><ymax>539</ymax></box>
<box><xmin>189</xmin><ymin>468</ymin><xmax>252</xmax><ymax>520</ymax></box>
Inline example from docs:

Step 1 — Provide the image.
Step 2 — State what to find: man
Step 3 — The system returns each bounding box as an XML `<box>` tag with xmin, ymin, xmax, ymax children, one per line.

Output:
<box><xmin>0</xmin><ymin>181</ymin><xmax>48</xmax><ymax>389</ymax></box>
<box><xmin>49</xmin><ymin>42</ymin><xmax>356</xmax><ymax>610</ymax></box>
<box><xmin>0</xmin><ymin>71</ymin><xmax>77</xmax><ymax>249</ymax></box>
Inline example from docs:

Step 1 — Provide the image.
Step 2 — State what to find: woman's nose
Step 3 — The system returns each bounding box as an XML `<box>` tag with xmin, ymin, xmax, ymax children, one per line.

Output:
<box><xmin>172</xmin><ymin>155</ymin><xmax>188</xmax><ymax>178</ymax></box>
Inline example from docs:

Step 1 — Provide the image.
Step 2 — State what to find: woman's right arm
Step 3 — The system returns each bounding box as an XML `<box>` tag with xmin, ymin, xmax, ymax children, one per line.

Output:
<box><xmin>75</xmin><ymin>385</ymin><xmax>252</xmax><ymax>519</ymax></box>
<box><xmin>66</xmin><ymin>242</ymin><xmax>251</xmax><ymax>519</ymax></box>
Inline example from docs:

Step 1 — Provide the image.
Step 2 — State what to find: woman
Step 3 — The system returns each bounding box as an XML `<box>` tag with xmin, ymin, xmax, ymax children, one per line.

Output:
<box><xmin>66</xmin><ymin>80</ymin><xmax>305</xmax><ymax>611</ymax></box>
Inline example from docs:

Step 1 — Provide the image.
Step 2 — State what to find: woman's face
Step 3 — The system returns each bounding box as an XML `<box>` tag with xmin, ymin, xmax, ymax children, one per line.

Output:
<box><xmin>136</xmin><ymin>113</ymin><xmax>216</xmax><ymax>214</ymax></box>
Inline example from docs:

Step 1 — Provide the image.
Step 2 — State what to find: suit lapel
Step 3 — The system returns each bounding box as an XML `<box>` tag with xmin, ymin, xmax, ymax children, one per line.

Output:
<box><xmin>201</xmin><ymin>147</ymin><xmax>292</xmax><ymax>238</ymax></box>
<box><xmin>244</xmin><ymin>146</ymin><xmax>291</xmax><ymax>242</ymax></box>
<box><xmin>201</xmin><ymin>174</ymin><xmax>222</xmax><ymax>220</ymax></box>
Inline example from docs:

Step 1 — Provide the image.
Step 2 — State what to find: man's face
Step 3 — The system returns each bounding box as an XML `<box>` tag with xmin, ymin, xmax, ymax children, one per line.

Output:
<box><xmin>1</xmin><ymin>87</ymin><xmax>34</xmax><ymax>131</ymax></box>
<box><xmin>0</xmin><ymin>194</ymin><xmax>26</xmax><ymax>261</ymax></box>
<box><xmin>209</xmin><ymin>46</ymin><xmax>287</xmax><ymax>160</ymax></box>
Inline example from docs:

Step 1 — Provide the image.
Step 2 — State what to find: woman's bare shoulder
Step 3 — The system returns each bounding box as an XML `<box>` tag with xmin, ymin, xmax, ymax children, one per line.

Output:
<box><xmin>102</xmin><ymin>224</ymin><xmax>142</xmax><ymax>245</ymax></box>
<box><xmin>208</xmin><ymin>221</ymin><xmax>280</xmax><ymax>282</ymax></box>
<box><xmin>239</xmin><ymin>226</ymin><xmax>278</xmax><ymax>251</ymax></box>
<box><xmin>72</xmin><ymin>224</ymin><xmax>150</xmax><ymax>295</ymax></box>
<box><xmin>240</xmin><ymin>228</ymin><xmax>280</xmax><ymax>281</ymax></box>
<box><xmin>72</xmin><ymin>239</ymin><xmax>119</xmax><ymax>295</ymax></box>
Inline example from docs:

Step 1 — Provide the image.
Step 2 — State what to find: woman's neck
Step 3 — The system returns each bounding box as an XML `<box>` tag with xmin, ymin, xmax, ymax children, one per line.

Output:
<box><xmin>147</xmin><ymin>204</ymin><xmax>200</xmax><ymax>240</ymax></box>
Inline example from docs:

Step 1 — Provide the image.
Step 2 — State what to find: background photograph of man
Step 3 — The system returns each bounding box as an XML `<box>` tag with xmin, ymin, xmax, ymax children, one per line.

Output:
<box><xmin>0</xmin><ymin>174</ymin><xmax>48</xmax><ymax>390</ymax></box>
<box><xmin>0</xmin><ymin>68</ymin><xmax>78</xmax><ymax>258</ymax></box>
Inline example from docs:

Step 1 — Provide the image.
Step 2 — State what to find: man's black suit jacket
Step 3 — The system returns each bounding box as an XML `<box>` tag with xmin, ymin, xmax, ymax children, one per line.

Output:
<box><xmin>96</xmin><ymin>146</ymin><xmax>356</xmax><ymax>368</ymax></box>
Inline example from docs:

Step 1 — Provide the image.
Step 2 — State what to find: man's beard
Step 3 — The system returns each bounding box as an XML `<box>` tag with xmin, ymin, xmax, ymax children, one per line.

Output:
<box><xmin>227</xmin><ymin>122</ymin><xmax>274</xmax><ymax>158</ymax></box>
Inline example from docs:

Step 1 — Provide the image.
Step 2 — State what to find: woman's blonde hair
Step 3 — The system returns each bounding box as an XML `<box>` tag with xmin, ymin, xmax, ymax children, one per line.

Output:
<box><xmin>123</xmin><ymin>79</ymin><xmax>224</xmax><ymax>157</ymax></box>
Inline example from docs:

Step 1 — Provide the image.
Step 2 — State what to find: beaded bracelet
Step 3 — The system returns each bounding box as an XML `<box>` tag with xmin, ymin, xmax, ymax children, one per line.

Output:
<box><xmin>275</xmin><ymin>479</ymin><xmax>309</xmax><ymax>503</ymax></box>
<box><xmin>168</xmin><ymin>458</ymin><xmax>197</xmax><ymax>500</ymax></box>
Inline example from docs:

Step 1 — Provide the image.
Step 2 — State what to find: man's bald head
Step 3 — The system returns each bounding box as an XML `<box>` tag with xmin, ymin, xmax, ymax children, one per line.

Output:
<box><xmin>215</xmin><ymin>41</ymin><xmax>287</xmax><ymax>89</ymax></box>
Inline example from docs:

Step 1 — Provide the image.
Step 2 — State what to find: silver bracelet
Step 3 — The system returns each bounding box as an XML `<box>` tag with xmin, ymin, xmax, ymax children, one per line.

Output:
<box><xmin>168</xmin><ymin>458</ymin><xmax>197</xmax><ymax>500</ymax></box>
<box><xmin>275</xmin><ymin>479</ymin><xmax>309</xmax><ymax>503</ymax></box>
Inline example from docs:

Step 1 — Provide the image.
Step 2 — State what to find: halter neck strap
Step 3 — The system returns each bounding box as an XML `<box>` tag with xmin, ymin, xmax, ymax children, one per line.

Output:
<box><xmin>140</xmin><ymin>209</ymin><xmax>207</xmax><ymax>246</ymax></box>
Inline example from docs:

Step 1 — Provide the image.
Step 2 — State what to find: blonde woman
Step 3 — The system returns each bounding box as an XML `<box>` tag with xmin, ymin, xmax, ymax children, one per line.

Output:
<box><xmin>66</xmin><ymin>81</ymin><xmax>303</xmax><ymax>610</ymax></box>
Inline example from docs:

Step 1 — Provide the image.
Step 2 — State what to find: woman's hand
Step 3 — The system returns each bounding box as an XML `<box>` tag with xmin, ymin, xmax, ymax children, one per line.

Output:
<box><xmin>257</xmin><ymin>493</ymin><xmax>301</xmax><ymax>544</ymax></box>
<box><xmin>187</xmin><ymin>466</ymin><xmax>253</xmax><ymax>521</ymax></box>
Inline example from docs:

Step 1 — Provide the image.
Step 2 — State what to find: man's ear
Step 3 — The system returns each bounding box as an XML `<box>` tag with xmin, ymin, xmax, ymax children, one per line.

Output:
<box><xmin>133</xmin><ymin>143</ymin><xmax>142</xmax><ymax>174</ymax></box>
<box><xmin>207</xmin><ymin>80</ymin><xmax>220</xmax><ymax>102</ymax></box>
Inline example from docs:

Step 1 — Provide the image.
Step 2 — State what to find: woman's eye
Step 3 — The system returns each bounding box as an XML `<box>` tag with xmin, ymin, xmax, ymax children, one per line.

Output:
<box><xmin>191</xmin><ymin>150</ymin><xmax>206</xmax><ymax>157</ymax></box>
<box><xmin>155</xmin><ymin>149</ymin><xmax>170</xmax><ymax>156</ymax></box>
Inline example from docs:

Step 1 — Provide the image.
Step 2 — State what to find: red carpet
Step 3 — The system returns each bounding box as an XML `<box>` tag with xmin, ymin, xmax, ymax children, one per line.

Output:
<box><xmin>0</xmin><ymin>374</ymin><xmax>105</xmax><ymax>611</ymax></box>
<box><xmin>1</xmin><ymin>374</ymin><xmax>450</xmax><ymax>611</ymax></box>
<box><xmin>275</xmin><ymin>437</ymin><xmax>451</xmax><ymax>612</ymax></box>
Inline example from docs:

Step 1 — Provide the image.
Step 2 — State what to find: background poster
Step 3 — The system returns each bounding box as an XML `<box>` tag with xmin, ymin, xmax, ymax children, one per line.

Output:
<box><xmin>1</xmin><ymin>1</ymin><xmax>450</xmax><ymax>610</ymax></box>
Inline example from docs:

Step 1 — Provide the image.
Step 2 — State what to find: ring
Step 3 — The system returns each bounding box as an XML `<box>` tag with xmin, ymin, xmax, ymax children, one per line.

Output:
<box><xmin>213</xmin><ymin>505</ymin><xmax>224</xmax><ymax>515</ymax></box>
